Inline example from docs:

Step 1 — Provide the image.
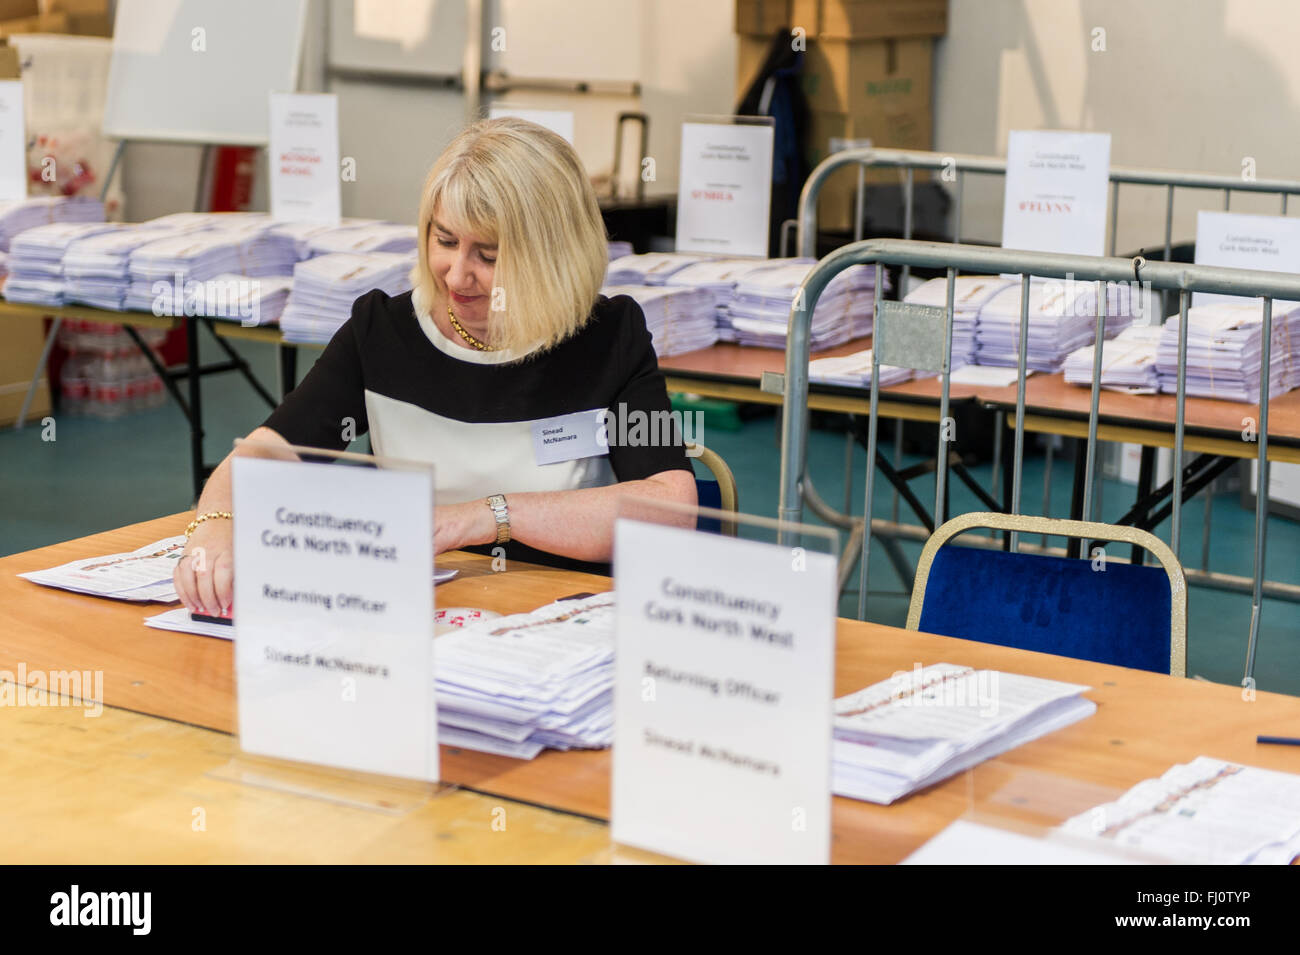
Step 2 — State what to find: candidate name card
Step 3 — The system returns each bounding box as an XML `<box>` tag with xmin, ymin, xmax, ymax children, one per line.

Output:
<box><xmin>675</xmin><ymin>120</ymin><xmax>774</xmax><ymax>259</ymax></box>
<box><xmin>487</xmin><ymin>105</ymin><xmax>575</xmax><ymax>144</ymax></box>
<box><xmin>0</xmin><ymin>81</ymin><xmax>25</xmax><ymax>201</ymax></box>
<box><xmin>232</xmin><ymin>457</ymin><xmax>436</xmax><ymax>780</ymax></box>
<box><xmin>1002</xmin><ymin>130</ymin><xmax>1111</xmax><ymax>256</ymax></box>
<box><xmin>611</xmin><ymin>520</ymin><xmax>836</xmax><ymax>864</ymax></box>
<box><xmin>268</xmin><ymin>92</ymin><xmax>341</xmax><ymax>225</ymax></box>
<box><xmin>1193</xmin><ymin>211</ymin><xmax>1300</xmax><ymax>307</ymax></box>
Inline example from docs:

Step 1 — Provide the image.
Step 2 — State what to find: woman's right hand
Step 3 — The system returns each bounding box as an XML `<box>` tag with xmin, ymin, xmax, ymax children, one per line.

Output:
<box><xmin>174</xmin><ymin>518</ymin><xmax>234</xmax><ymax>616</ymax></box>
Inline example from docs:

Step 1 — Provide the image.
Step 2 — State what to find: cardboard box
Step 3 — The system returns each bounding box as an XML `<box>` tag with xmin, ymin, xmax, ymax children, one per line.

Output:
<box><xmin>805</xmin><ymin>106</ymin><xmax>933</xmax><ymax>231</ymax></box>
<box><xmin>0</xmin><ymin>10</ymin><xmax>68</xmax><ymax>35</ymax></box>
<box><xmin>802</xmin><ymin>36</ymin><xmax>932</xmax><ymax>114</ymax></box>
<box><xmin>792</xmin><ymin>0</ymin><xmax>947</xmax><ymax>39</ymax></box>
<box><xmin>0</xmin><ymin>1</ymin><xmax>37</xmax><ymax>21</ymax></box>
<box><xmin>735</xmin><ymin>0</ymin><xmax>791</xmax><ymax>36</ymax></box>
<box><xmin>44</xmin><ymin>0</ymin><xmax>111</xmax><ymax>35</ymax></box>
<box><xmin>0</xmin><ymin>37</ymin><xmax>18</xmax><ymax>78</ymax></box>
<box><xmin>0</xmin><ymin>314</ymin><xmax>52</xmax><ymax>428</ymax></box>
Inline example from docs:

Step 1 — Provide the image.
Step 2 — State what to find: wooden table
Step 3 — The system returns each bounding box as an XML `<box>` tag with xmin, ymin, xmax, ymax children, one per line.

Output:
<box><xmin>5</xmin><ymin>513</ymin><xmax>1300</xmax><ymax>864</ymax></box>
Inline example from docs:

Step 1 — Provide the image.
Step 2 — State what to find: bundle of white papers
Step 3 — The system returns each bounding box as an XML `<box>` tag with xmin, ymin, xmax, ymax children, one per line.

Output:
<box><xmin>1058</xmin><ymin>756</ymin><xmax>1300</xmax><ymax>864</ymax></box>
<box><xmin>664</xmin><ymin>257</ymin><xmax>783</xmax><ymax>342</ymax></box>
<box><xmin>267</xmin><ymin>218</ymin><xmax>380</xmax><ymax>260</ymax></box>
<box><xmin>1155</xmin><ymin>301</ymin><xmax>1300</xmax><ymax>403</ymax></box>
<box><xmin>605</xmin><ymin>252</ymin><xmax>716</xmax><ymax>286</ymax></box>
<box><xmin>305</xmin><ymin>223</ymin><xmax>418</xmax><ymax>258</ymax></box>
<box><xmin>1064</xmin><ymin>325</ymin><xmax>1165</xmax><ymax>394</ymax></box>
<box><xmin>976</xmin><ymin>280</ymin><xmax>1139</xmax><ymax>372</ymax></box>
<box><xmin>0</xmin><ymin>196</ymin><xmax>104</xmax><ymax>251</ymax></box>
<box><xmin>187</xmin><ymin>273</ymin><xmax>293</xmax><ymax>326</ymax></box>
<box><xmin>63</xmin><ymin>225</ymin><xmax>195</xmax><ymax>309</ymax></box>
<box><xmin>125</xmin><ymin>232</ymin><xmax>265</xmax><ymax>310</ymax></box>
<box><xmin>280</xmin><ymin>251</ymin><xmax>414</xmax><ymax>344</ymax></box>
<box><xmin>435</xmin><ymin>593</ymin><xmax>615</xmax><ymax>759</ymax></box>
<box><xmin>0</xmin><ymin>221</ymin><xmax>119</xmax><ymax>305</ymax></box>
<box><xmin>606</xmin><ymin>240</ymin><xmax>633</xmax><ymax>261</ymax></box>
<box><xmin>727</xmin><ymin>258</ymin><xmax>883</xmax><ymax>350</ymax></box>
<box><xmin>903</xmin><ymin>275</ymin><xmax>1016</xmax><ymax>368</ymax></box>
<box><xmin>17</xmin><ymin>536</ymin><xmax>184</xmax><ymax>602</ymax></box>
<box><xmin>601</xmin><ymin>283</ymin><xmax>719</xmax><ymax>356</ymax></box>
<box><xmin>831</xmin><ymin>663</ymin><xmax>1096</xmax><ymax>804</ymax></box>
<box><xmin>808</xmin><ymin>348</ymin><xmax>913</xmax><ymax>388</ymax></box>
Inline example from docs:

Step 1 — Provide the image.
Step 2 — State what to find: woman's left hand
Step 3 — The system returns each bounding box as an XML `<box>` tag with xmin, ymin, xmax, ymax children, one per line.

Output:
<box><xmin>434</xmin><ymin>499</ymin><xmax>497</xmax><ymax>555</ymax></box>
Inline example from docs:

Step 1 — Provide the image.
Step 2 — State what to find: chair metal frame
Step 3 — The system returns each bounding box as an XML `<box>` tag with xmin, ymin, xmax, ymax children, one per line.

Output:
<box><xmin>906</xmin><ymin>511</ymin><xmax>1187</xmax><ymax>678</ymax></box>
<box><xmin>687</xmin><ymin>441</ymin><xmax>739</xmax><ymax>535</ymax></box>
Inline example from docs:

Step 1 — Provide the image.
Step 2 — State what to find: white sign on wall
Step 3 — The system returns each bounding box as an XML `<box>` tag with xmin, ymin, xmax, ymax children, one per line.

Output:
<box><xmin>675</xmin><ymin>119</ymin><xmax>774</xmax><ymax>259</ymax></box>
<box><xmin>268</xmin><ymin>92</ymin><xmax>342</xmax><ymax>224</ymax></box>
<box><xmin>611</xmin><ymin>518</ymin><xmax>837</xmax><ymax>864</ymax></box>
<box><xmin>232</xmin><ymin>456</ymin><xmax>436</xmax><ymax>780</ymax></box>
<box><xmin>1002</xmin><ymin>130</ymin><xmax>1111</xmax><ymax>256</ymax></box>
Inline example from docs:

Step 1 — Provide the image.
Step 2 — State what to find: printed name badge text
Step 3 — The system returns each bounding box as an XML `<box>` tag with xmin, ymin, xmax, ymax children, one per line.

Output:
<box><xmin>531</xmin><ymin>409</ymin><xmax>609</xmax><ymax>466</ymax></box>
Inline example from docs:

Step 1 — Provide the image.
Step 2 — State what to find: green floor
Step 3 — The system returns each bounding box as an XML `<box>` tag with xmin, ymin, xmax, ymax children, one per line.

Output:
<box><xmin>2</xmin><ymin>329</ymin><xmax>1297</xmax><ymax>697</ymax></box>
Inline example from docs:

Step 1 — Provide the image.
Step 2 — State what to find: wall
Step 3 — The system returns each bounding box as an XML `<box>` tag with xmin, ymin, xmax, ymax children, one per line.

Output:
<box><xmin>935</xmin><ymin>0</ymin><xmax>1300</xmax><ymax>253</ymax></box>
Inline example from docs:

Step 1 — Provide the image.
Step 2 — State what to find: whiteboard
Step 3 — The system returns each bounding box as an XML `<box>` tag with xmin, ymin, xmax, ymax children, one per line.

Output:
<box><xmin>328</xmin><ymin>0</ymin><xmax>465</xmax><ymax>77</ymax></box>
<box><xmin>102</xmin><ymin>0</ymin><xmax>308</xmax><ymax>146</ymax></box>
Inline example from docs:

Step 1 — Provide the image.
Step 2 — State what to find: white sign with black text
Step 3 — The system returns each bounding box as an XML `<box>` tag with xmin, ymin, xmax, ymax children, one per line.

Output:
<box><xmin>232</xmin><ymin>457</ymin><xmax>436</xmax><ymax>780</ymax></box>
<box><xmin>611</xmin><ymin>520</ymin><xmax>836</xmax><ymax>864</ymax></box>
<box><xmin>268</xmin><ymin>92</ymin><xmax>341</xmax><ymax>224</ymax></box>
<box><xmin>0</xmin><ymin>81</ymin><xmax>25</xmax><ymax>201</ymax></box>
<box><xmin>1193</xmin><ymin>211</ymin><xmax>1300</xmax><ymax>307</ymax></box>
<box><xmin>1002</xmin><ymin>130</ymin><xmax>1111</xmax><ymax>257</ymax></box>
<box><xmin>675</xmin><ymin>120</ymin><xmax>774</xmax><ymax>258</ymax></box>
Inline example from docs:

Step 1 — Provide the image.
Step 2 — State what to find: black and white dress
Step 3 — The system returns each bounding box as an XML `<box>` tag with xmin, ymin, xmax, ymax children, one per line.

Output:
<box><xmin>263</xmin><ymin>285</ymin><xmax>692</xmax><ymax>572</ymax></box>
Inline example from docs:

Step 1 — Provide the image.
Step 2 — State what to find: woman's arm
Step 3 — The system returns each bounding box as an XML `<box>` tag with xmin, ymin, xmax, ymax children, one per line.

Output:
<box><xmin>434</xmin><ymin>469</ymin><xmax>699</xmax><ymax>563</ymax></box>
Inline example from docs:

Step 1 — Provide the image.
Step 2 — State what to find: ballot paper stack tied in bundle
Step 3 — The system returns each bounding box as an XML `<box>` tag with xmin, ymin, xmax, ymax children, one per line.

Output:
<box><xmin>267</xmin><ymin>217</ymin><xmax>380</xmax><ymax>260</ymax></box>
<box><xmin>17</xmin><ymin>536</ymin><xmax>184</xmax><ymax>602</ymax></box>
<box><xmin>305</xmin><ymin>223</ymin><xmax>419</xmax><ymax>258</ymax></box>
<box><xmin>1064</xmin><ymin>324</ymin><xmax>1165</xmax><ymax>394</ymax></box>
<box><xmin>435</xmin><ymin>593</ymin><xmax>615</xmax><ymax>759</ymax></box>
<box><xmin>663</xmin><ymin>257</ymin><xmax>787</xmax><ymax>342</ymax></box>
<box><xmin>1</xmin><ymin>222</ymin><xmax>120</xmax><ymax>306</ymax></box>
<box><xmin>190</xmin><ymin>274</ymin><xmax>293</xmax><ymax>326</ymax></box>
<box><xmin>201</xmin><ymin>214</ymin><xmax>301</xmax><ymax>277</ymax></box>
<box><xmin>62</xmin><ymin>226</ymin><xmax>194</xmax><ymax>310</ymax></box>
<box><xmin>902</xmin><ymin>275</ymin><xmax>1017</xmax><ymax>370</ymax></box>
<box><xmin>808</xmin><ymin>348</ymin><xmax>913</xmax><ymax>388</ymax></box>
<box><xmin>601</xmin><ymin>283</ymin><xmax>719</xmax><ymax>356</ymax></box>
<box><xmin>727</xmin><ymin>259</ymin><xmax>884</xmax><ymax>350</ymax></box>
<box><xmin>606</xmin><ymin>239</ymin><xmax>633</xmax><ymax>261</ymax></box>
<box><xmin>0</xmin><ymin>196</ymin><xmax>105</xmax><ymax>252</ymax></box>
<box><xmin>124</xmin><ymin>232</ymin><xmax>271</xmax><ymax>312</ymax></box>
<box><xmin>976</xmin><ymin>280</ymin><xmax>1139</xmax><ymax>372</ymax></box>
<box><xmin>1155</xmin><ymin>301</ymin><xmax>1300</xmax><ymax>403</ymax></box>
<box><xmin>1058</xmin><ymin>756</ymin><xmax>1300</xmax><ymax>864</ymax></box>
<box><xmin>605</xmin><ymin>252</ymin><xmax>717</xmax><ymax>286</ymax></box>
<box><xmin>280</xmin><ymin>252</ymin><xmax>414</xmax><ymax>344</ymax></box>
<box><xmin>831</xmin><ymin>663</ymin><xmax>1096</xmax><ymax>805</ymax></box>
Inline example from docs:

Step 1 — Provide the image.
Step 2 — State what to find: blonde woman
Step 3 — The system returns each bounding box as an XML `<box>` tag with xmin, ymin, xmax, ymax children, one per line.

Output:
<box><xmin>175</xmin><ymin>118</ymin><xmax>697</xmax><ymax>617</ymax></box>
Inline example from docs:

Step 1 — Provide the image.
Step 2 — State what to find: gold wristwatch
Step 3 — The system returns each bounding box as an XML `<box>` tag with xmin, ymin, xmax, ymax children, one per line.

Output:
<box><xmin>486</xmin><ymin>494</ymin><xmax>510</xmax><ymax>544</ymax></box>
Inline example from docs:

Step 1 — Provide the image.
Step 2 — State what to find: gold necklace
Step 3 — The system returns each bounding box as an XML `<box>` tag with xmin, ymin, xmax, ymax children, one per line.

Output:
<box><xmin>446</xmin><ymin>304</ymin><xmax>495</xmax><ymax>351</ymax></box>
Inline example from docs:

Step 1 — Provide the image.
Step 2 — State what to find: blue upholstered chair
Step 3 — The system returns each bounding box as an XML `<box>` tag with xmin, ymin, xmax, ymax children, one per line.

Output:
<box><xmin>906</xmin><ymin>513</ymin><xmax>1187</xmax><ymax>676</ymax></box>
<box><xmin>687</xmin><ymin>442</ymin><xmax>738</xmax><ymax>536</ymax></box>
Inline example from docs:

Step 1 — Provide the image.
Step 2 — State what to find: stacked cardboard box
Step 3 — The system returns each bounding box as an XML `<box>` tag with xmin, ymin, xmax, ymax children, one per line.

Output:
<box><xmin>0</xmin><ymin>0</ymin><xmax>111</xmax><ymax>38</ymax></box>
<box><xmin>736</xmin><ymin>0</ymin><xmax>946</xmax><ymax>231</ymax></box>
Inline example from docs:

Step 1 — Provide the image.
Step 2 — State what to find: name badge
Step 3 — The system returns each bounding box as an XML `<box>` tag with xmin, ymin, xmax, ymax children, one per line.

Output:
<box><xmin>531</xmin><ymin>408</ymin><xmax>608</xmax><ymax>466</ymax></box>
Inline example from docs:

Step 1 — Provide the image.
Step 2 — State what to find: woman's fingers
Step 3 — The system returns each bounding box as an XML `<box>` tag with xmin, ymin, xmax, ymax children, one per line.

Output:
<box><xmin>174</xmin><ymin>554</ymin><xmax>199</xmax><ymax>611</ymax></box>
<box><xmin>213</xmin><ymin>550</ymin><xmax>234</xmax><ymax>611</ymax></box>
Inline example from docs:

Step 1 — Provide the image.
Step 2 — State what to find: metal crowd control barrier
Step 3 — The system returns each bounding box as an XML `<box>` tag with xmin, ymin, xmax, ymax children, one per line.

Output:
<box><xmin>777</xmin><ymin>238</ymin><xmax>1300</xmax><ymax>688</ymax></box>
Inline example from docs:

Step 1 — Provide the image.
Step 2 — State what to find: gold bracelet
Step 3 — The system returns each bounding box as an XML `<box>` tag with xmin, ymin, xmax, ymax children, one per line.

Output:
<box><xmin>185</xmin><ymin>511</ymin><xmax>232</xmax><ymax>538</ymax></box>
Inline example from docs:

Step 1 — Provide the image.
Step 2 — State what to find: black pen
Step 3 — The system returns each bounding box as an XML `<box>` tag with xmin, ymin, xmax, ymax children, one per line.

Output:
<box><xmin>1256</xmin><ymin>735</ymin><xmax>1300</xmax><ymax>746</ymax></box>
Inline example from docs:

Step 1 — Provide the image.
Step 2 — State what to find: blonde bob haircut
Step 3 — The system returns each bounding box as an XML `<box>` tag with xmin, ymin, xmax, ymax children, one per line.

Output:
<box><xmin>410</xmin><ymin>117</ymin><xmax>609</xmax><ymax>356</ymax></box>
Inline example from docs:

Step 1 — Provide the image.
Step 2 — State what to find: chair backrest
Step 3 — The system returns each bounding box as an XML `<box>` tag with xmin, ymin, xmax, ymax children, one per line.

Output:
<box><xmin>907</xmin><ymin>512</ymin><xmax>1187</xmax><ymax>676</ymax></box>
<box><xmin>686</xmin><ymin>442</ymin><xmax>738</xmax><ymax>535</ymax></box>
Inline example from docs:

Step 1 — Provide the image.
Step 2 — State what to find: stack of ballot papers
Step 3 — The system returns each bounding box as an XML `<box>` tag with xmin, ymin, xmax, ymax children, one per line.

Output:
<box><xmin>1058</xmin><ymin>756</ymin><xmax>1300</xmax><ymax>864</ymax></box>
<box><xmin>902</xmin><ymin>275</ymin><xmax>1016</xmax><ymax>369</ymax></box>
<box><xmin>305</xmin><ymin>223</ymin><xmax>418</xmax><ymax>258</ymax></box>
<box><xmin>125</xmin><ymin>233</ymin><xmax>263</xmax><ymax>310</ymax></box>
<box><xmin>17</xmin><ymin>536</ymin><xmax>184</xmax><ymax>602</ymax></box>
<box><xmin>189</xmin><ymin>274</ymin><xmax>293</xmax><ymax>325</ymax></box>
<box><xmin>280</xmin><ymin>252</ymin><xmax>414</xmax><ymax>344</ymax></box>
<box><xmin>1064</xmin><ymin>324</ymin><xmax>1165</xmax><ymax>393</ymax></box>
<box><xmin>831</xmin><ymin>663</ymin><xmax>1096</xmax><ymax>804</ymax></box>
<box><xmin>606</xmin><ymin>240</ymin><xmax>633</xmax><ymax>261</ymax></box>
<box><xmin>1155</xmin><ymin>301</ymin><xmax>1300</xmax><ymax>402</ymax></box>
<box><xmin>0</xmin><ymin>196</ymin><xmax>104</xmax><ymax>251</ymax></box>
<box><xmin>601</xmin><ymin>283</ymin><xmax>719</xmax><ymax>356</ymax></box>
<box><xmin>64</xmin><ymin>226</ymin><xmax>194</xmax><ymax>309</ymax></box>
<box><xmin>808</xmin><ymin>348</ymin><xmax>913</xmax><ymax>388</ymax></box>
<box><xmin>267</xmin><ymin>218</ymin><xmax>380</xmax><ymax>260</ymax></box>
<box><xmin>976</xmin><ymin>280</ymin><xmax>1139</xmax><ymax>372</ymax></box>
<box><xmin>663</xmin><ymin>257</ymin><xmax>782</xmax><ymax>342</ymax></box>
<box><xmin>434</xmin><ymin>593</ymin><xmax>615</xmax><ymax>759</ymax></box>
<box><xmin>605</xmin><ymin>252</ymin><xmax>715</xmax><ymax>286</ymax></box>
<box><xmin>727</xmin><ymin>259</ymin><xmax>883</xmax><ymax>349</ymax></box>
<box><xmin>2</xmin><ymin>222</ymin><xmax>120</xmax><ymax>305</ymax></box>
